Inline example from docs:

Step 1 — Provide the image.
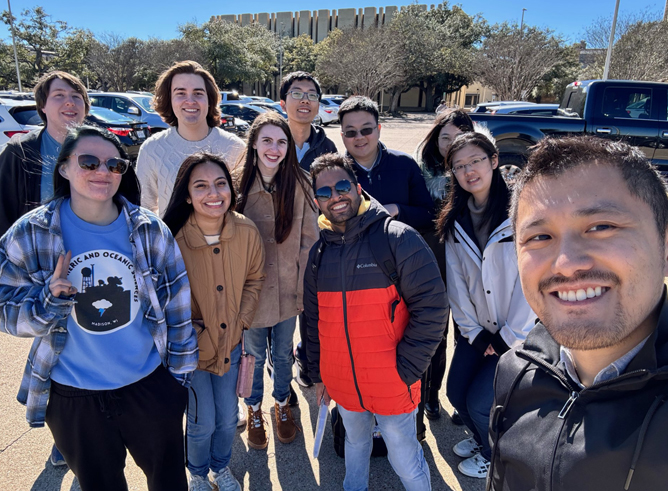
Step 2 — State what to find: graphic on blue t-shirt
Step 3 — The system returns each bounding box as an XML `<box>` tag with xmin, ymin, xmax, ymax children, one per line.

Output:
<box><xmin>69</xmin><ymin>250</ymin><xmax>140</xmax><ymax>334</ymax></box>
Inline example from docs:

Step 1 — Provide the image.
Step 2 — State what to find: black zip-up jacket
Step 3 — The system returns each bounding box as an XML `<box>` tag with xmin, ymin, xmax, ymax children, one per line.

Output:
<box><xmin>298</xmin><ymin>124</ymin><xmax>338</xmax><ymax>172</ymax></box>
<box><xmin>0</xmin><ymin>129</ymin><xmax>45</xmax><ymax>237</ymax></box>
<box><xmin>488</xmin><ymin>291</ymin><xmax>668</xmax><ymax>491</ymax></box>
<box><xmin>303</xmin><ymin>196</ymin><xmax>447</xmax><ymax>414</ymax></box>
<box><xmin>348</xmin><ymin>143</ymin><xmax>435</xmax><ymax>233</ymax></box>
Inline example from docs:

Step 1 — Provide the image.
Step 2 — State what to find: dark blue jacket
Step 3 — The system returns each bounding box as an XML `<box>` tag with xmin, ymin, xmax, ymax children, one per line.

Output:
<box><xmin>348</xmin><ymin>143</ymin><xmax>435</xmax><ymax>232</ymax></box>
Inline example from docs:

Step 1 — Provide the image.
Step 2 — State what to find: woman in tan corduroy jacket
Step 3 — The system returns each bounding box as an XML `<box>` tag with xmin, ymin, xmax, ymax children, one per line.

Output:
<box><xmin>163</xmin><ymin>152</ymin><xmax>265</xmax><ymax>490</ymax></box>
<box><xmin>234</xmin><ymin>112</ymin><xmax>319</xmax><ymax>450</ymax></box>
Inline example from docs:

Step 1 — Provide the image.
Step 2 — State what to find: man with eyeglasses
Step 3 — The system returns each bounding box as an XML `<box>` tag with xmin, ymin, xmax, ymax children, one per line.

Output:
<box><xmin>303</xmin><ymin>153</ymin><xmax>446</xmax><ymax>491</ymax></box>
<box><xmin>338</xmin><ymin>96</ymin><xmax>434</xmax><ymax>233</ymax></box>
<box><xmin>279</xmin><ymin>71</ymin><xmax>337</xmax><ymax>172</ymax></box>
<box><xmin>279</xmin><ymin>71</ymin><xmax>337</xmax><ymax>391</ymax></box>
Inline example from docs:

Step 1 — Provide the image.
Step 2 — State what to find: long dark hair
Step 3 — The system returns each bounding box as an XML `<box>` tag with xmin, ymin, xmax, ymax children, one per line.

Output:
<box><xmin>52</xmin><ymin>125</ymin><xmax>140</xmax><ymax>205</ymax></box>
<box><xmin>417</xmin><ymin>110</ymin><xmax>473</xmax><ymax>176</ymax></box>
<box><xmin>436</xmin><ymin>132</ymin><xmax>509</xmax><ymax>241</ymax></box>
<box><xmin>234</xmin><ymin>112</ymin><xmax>314</xmax><ymax>244</ymax></box>
<box><xmin>162</xmin><ymin>152</ymin><xmax>237</xmax><ymax>236</ymax></box>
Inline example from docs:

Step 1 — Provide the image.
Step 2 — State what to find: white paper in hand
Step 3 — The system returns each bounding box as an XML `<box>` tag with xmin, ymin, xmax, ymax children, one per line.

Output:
<box><xmin>313</xmin><ymin>403</ymin><xmax>329</xmax><ymax>459</ymax></box>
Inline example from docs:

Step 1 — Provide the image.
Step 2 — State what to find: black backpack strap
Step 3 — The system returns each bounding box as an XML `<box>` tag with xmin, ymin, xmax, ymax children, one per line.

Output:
<box><xmin>310</xmin><ymin>239</ymin><xmax>326</xmax><ymax>286</ymax></box>
<box><xmin>369</xmin><ymin>217</ymin><xmax>402</xmax><ymax>299</ymax></box>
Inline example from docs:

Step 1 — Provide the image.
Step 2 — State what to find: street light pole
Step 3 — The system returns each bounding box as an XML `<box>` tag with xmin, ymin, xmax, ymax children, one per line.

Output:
<box><xmin>7</xmin><ymin>0</ymin><xmax>22</xmax><ymax>92</ymax></box>
<box><xmin>603</xmin><ymin>0</ymin><xmax>621</xmax><ymax>80</ymax></box>
<box><xmin>520</xmin><ymin>8</ymin><xmax>527</xmax><ymax>31</ymax></box>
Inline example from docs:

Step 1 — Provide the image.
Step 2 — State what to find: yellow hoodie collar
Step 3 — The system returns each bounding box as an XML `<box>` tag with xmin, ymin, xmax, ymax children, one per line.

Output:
<box><xmin>317</xmin><ymin>195</ymin><xmax>370</xmax><ymax>231</ymax></box>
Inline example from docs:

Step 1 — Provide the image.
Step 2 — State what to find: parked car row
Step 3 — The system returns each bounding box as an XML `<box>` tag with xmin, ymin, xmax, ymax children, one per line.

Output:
<box><xmin>0</xmin><ymin>89</ymin><xmax>347</xmax><ymax>154</ymax></box>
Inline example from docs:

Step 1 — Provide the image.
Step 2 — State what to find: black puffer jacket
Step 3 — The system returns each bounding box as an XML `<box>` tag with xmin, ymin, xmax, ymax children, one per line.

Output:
<box><xmin>303</xmin><ymin>196</ymin><xmax>447</xmax><ymax>414</ymax></box>
<box><xmin>298</xmin><ymin>124</ymin><xmax>338</xmax><ymax>172</ymax></box>
<box><xmin>488</xmin><ymin>292</ymin><xmax>668</xmax><ymax>491</ymax></box>
<box><xmin>0</xmin><ymin>129</ymin><xmax>44</xmax><ymax>237</ymax></box>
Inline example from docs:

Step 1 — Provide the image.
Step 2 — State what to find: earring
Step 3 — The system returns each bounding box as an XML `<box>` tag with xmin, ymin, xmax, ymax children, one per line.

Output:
<box><xmin>186</xmin><ymin>198</ymin><xmax>191</xmax><ymax>204</ymax></box>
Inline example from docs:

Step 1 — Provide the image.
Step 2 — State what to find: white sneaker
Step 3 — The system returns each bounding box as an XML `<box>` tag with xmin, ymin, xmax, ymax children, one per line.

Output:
<box><xmin>188</xmin><ymin>474</ymin><xmax>213</xmax><ymax>491</ymax></box>
<box><xmin>453</xmin><ymin>437</ymin><xmax>483</xmax><ymax>458</ymax></box>
<box><xmin>212</xmin><ymin>467</ymin><xmax>241</xmax><ymax>491</ymax></box>
<box><xmin>237</xmin><ymin>400</ymin><xmax>247</xmax><ymax>428</ymax></box>
<box><xmin>458</xmin><ymin>453</ymin><xmax>490</xmax><ymax>479</ymax></box>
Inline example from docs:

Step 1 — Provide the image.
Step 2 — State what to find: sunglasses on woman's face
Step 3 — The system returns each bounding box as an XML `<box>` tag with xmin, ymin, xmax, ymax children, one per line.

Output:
<box><xmin>74</xmin><ymin>154</ymin><xmax>130</xmax><ymax>175</ymax></box>
<box><xmin>314</xmin><ymin>179</ymin><xmax>353</xmax><ymax>202</ymax></box>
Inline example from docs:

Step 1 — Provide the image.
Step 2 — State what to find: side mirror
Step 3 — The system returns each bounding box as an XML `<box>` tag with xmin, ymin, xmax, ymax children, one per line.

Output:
<box><xmin>127</xmin><ymin>106</ymin><xmax>140</xmax><ymax>115</ymax></box>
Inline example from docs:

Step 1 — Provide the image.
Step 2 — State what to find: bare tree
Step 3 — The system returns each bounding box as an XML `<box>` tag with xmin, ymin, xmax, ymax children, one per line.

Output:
<box><xmin>582</xmin><ymin>9</ymin><xmax>668</xmax><ymax>81</ymax></box>
<box><xmin>86</xmin><ymin>34</ymin><xmax>146</xmax><ymax>91</ymax></box>
<box><xmin>315</xmin><ymin>27</ymin><xmax>406</xmax><ymax>100</ymax></box>
<box><xmin>475</xmin><ymin>23</ymin><xmax>567</xmax><ymax>101</ymax></box>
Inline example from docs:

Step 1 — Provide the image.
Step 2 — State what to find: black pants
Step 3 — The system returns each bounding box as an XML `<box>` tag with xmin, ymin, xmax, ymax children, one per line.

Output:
<box><xmin>46</xmin><ymin>365</ymin><xmax>188</xmax><ymax>491</ymax></box>
<box><xmin>422</xmin><ymin>226</ymin><xmax>449</xmax><ymax>402</ymax></box>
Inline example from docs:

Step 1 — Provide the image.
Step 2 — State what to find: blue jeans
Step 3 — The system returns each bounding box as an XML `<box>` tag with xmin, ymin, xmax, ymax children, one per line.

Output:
<box><xmin>186</xmin><ymin>343</ymin><xmax>241</xmax><ymax>476</ymax></box>
<box><xmin>338</xmin><ymin>405</ymin><xmax>431</xmax><ymax>491</ymax></box>
<box><xmin>243</xmin><ymin>317</ymin><xmax>297</xmax><ymax>406</ymax></box>
<box><xmin>446</xmin><ymin>337</ymin><xmax>499</xmax><ymax>460</ymax></box>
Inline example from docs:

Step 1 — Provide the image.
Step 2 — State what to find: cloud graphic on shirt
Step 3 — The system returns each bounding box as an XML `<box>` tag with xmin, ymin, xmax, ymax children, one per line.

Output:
<box><xmin>92</xmin><ymin>299</ymin><xmax>113</xmax><ymax>317</ymax></box>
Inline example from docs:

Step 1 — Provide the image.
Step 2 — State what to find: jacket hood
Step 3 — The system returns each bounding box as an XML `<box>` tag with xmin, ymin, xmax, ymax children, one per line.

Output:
<box><xmin>518</xmin><ymin>287</ymin><xmax>668</xmax><ymax>383</ymax></box>
<box><xmin>318</xmin><ymin>191</ymin><xmax>389</xmax><ymax>245</ymax></box>
<box><xmin>309</xmin><ymin>124</ymin><xmax>329</xmax><ymax>147</ymax></box>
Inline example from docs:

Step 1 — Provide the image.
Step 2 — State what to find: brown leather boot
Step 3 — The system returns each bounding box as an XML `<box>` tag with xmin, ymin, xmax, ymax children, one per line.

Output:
<box><xmin>274</xmin><ymin>402</ymin><xmax>298</xmax><ymax>443</ymax></box>
<box><xmin>247</xmin><ymin>405</ymin><xmax>268</xmax><ymax>450</ymax></box>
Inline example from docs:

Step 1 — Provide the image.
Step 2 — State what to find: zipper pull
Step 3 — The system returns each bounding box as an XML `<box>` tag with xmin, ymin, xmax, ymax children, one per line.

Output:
<box><xmin>558</xmin><ymin>391</ymin><xmax>579</xmax><ymax>419</ymax></box>
<box><xmin>341</xmin><ymin>235</ymin><xmax>345</xmax><ymax>244</ymax></box>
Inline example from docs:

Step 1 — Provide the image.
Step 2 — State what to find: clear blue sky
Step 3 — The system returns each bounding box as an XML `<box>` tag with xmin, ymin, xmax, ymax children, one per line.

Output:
<box><xmin>0</xmin><ymin>0</ymin><xmax>664</xmax><ymax>43</ymax></box>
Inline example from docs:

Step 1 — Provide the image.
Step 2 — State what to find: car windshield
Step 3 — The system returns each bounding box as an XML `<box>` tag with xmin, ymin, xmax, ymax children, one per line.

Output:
<box><xmin>132</xmin><ymin>96</ymin><xmax>155</xmax><ymax>112</ymax></box>
<box><xmin>89</xmin><ymin>106</ymin><xmax>134</xmax><ymax>123</ymax></box>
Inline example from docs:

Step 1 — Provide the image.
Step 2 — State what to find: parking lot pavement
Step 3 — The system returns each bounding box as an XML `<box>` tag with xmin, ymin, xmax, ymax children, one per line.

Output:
<box><xmin>0</xmin><ymin>113</ymin><xmax>485</xmax><ymax>491</ymax></box>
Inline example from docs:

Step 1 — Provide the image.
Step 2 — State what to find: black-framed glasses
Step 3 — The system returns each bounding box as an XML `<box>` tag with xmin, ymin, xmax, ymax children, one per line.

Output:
<box><xmin>314</xmin><ymin>179</ymin><xmax>353</xmax><ymax>202</ymax></box>
<box><xmin>74</xmin><ymin>154</ymin><xmax>130</xmax><ymax>175</ymax></box>
<box><xmin>342</xmin><ymin>127</ymin><xmax>375</xmax><ymax>139</ymax></box>
<box><xmin>452</xmin><ymin>156</ymin><xmax>488</xmax><ymax>175</ymax></box>
<box><xmin>288</xmin><ymin>90</ymin><xmax>319</xmax><ymax>102</ymax></box>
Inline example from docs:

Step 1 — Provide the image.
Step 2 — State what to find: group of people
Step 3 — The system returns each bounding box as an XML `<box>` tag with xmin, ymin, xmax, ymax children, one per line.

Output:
<box><xmin>0</xmin><ymin>60</ymin><xmax>667</xmax><ymax>491</ymax></box>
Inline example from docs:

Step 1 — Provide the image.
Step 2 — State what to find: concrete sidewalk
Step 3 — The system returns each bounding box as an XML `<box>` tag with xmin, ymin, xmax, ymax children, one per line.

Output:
<box><xmin>0</xmin><ymin>323</ymin><xmax>484</xmax><ymax>491</ymax></box>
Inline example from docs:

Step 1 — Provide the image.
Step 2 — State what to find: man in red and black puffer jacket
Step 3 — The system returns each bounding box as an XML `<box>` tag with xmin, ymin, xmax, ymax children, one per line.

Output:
<box><xmin>304</xmin><ymin>153</ymin><xmax>447</xmax><ymax>491</ymax></box>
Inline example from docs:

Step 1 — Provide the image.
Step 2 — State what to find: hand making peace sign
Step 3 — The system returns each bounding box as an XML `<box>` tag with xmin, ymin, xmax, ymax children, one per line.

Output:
<box><xmin>49</xmin><ymin>251</ymin><xmax>77</xmax><ymax>298</ymax></box>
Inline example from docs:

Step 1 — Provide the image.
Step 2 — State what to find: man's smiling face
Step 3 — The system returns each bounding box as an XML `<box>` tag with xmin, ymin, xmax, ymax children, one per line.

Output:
<box><xmin>515</xmin><ymin>162</ymin><xmax>668</xmax><ymax>350</ymax></box>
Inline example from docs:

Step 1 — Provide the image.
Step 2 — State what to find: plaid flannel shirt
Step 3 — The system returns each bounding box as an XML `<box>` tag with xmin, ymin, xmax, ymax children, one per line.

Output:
<box><xmin>0</xmin><ymin>196</ymin><xmax>198</xmax><ymax>427</ymax></box>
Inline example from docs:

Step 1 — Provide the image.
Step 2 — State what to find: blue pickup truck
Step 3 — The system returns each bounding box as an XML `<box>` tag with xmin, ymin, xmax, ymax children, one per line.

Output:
<box><xmin>469</xmin><ymin>80</ymin><xmax>668</xmax><ymax>174</ymax></box>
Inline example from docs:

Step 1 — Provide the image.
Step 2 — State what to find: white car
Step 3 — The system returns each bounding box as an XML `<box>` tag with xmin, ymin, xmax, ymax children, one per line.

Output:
<box><xmin>318</xmin><ymin>101</ymin><xmax>339</xmax><ymax>126</ymax></box>
<box><xmin>0</xmin><ymin>99</ymin><xmax>42</xmax><ymax>147</ymax></box>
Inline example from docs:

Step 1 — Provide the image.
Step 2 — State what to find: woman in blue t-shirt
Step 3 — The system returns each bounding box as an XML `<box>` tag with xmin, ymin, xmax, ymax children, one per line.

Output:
<box><xmin>0</xmin><ymin>125</ymin><xmax>197</xmax><ymax>491</ymax></box>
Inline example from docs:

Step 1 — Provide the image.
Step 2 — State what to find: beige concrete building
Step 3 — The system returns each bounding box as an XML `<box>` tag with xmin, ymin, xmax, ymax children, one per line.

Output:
<box><xmin>213</xmin><ymin>6</ymin><xmax>495</xmax><ymax>111</ymax></box>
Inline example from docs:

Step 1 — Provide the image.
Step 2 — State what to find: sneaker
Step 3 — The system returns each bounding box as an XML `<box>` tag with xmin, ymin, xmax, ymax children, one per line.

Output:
<box><xmin>49</xmin><ymin>445</ymin><xmax>67</xmax><ymax>467</ymax></box>
<box><xmin>288</xmin><ymin>383</ymin><xmax>299</xmax><ymax>406</ymax></box>
<box><xmin>294</xmin><ymin>360</ymin><xmax>313</xmax><ymax>388</ymax></box>
<box><xmin>453</xmin><ymin>437</ymin><xmax>483</xmax><ymax>458</ymax></box>
<box><xmin>188</xmin><ymin>474</ymin><xmax>213</xmax><ymax>491</ymax></box>
<box><xmin>451</xmin><ymin>410</ymin><xmax>465</xmax><ymax>426</ymax></box>
<box><xmin>274</xmin><ymin>402</ymin><xmax>298</xmax><ymax>443</ymax></box>
<box><xmin>237</xmin><ymin>400</ymin><xmax>247</xmax><ymax>428</ymax></box>
<box><xmin>424</xmin><ymin>400</ymin><xmax>441</xmax><ymax>420</ymax></box>
<box><xmin>247</xmin><ymin>405</ymin><xmax>268</xmax><ymax>449</ymax></box>
<box><xmin>212</xmin><ymin>467</ymin><xmax>241</xmax><ymax>491</ymax></box>
<box><xmin>458</xmin><ymin>453</ymin><xmax>490</xmax><ymax>479</ymax></box>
